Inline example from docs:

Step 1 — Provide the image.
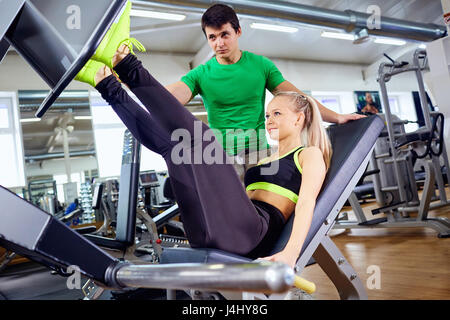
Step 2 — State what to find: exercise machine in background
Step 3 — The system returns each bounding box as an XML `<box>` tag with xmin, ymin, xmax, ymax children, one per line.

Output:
<box><xmin>335</xmin><ymin>49</ymin><xmax>450</xmax><ymax>238</ymax></box>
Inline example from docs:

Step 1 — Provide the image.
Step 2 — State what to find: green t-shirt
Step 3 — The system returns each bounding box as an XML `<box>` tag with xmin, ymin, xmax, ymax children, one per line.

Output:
<box><xmin>181</xmin><ymin>51</ymin><xmax>285</xmax><ymax>155</ymax></box>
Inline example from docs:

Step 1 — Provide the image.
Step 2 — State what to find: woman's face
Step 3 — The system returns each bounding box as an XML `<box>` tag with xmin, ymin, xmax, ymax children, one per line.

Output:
<box><xmin>266</xmin><ymin>96</ymin><xmax>304</xmax><ymax>141</ymax></box>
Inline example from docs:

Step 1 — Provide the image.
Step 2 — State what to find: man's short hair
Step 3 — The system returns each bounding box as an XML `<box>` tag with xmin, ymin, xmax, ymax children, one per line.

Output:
<box><xmin>201</xmin><ymin>4</ymin><xmax>240</xmax><ymax>36</ymax></box>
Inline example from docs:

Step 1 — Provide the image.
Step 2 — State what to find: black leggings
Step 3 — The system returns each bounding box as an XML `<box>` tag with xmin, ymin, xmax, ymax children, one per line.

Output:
<box><xmin>95</xmin><ymin>54</ymin><xmax>285</xmax><ymax>258</ymax></box>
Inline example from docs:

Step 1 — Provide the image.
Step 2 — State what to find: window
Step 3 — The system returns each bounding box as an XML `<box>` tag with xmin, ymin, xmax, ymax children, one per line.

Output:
<box><xmin>0</xmin><ymin>104</ymin><xmax>9</xmax><ymax>128</ymax></box>
<box><xmin>387</xmin><ymin>93</ymin><xmax>418</xmax><ymax>133</ymax></box>
<box><xmin>313</xmin><ymin>96</ymin><xmax>342</xmax><ymax>114</ymax></box>
<box><xmin>389</xmin><ymin>96</ymin><xmax>400</xmax><ymax>114</ymax></box>
<box><xmin>0</xmin><ymin>93</ymin><xmax>26</xmax><ymax>188</ymax></box>
<box><xmin>311</xmin><ymin>91</ymin><xmax>356</xmax><ymax>115</ymax></box>
<box><xmin>90</xmin><ymin>92</ymin><xmax>167</xmax><ymax>178</ymax></box>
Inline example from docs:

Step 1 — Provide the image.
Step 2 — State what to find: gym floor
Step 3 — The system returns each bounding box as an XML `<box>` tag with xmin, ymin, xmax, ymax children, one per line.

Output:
<box><xmin>301</xmin><ymin>187</ymin><xmax>450</xmax><ymax>300</ymax></box>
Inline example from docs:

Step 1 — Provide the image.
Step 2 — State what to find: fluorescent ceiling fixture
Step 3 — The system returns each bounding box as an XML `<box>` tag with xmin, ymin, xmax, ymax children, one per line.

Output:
<box><xmin>74</xmin><ymin>116</ymin><xmax>92</xmax><ymax>120</ymax></box>
<box><xmin>130</xmin><ymin>9</ymin><xmax>186</xmax><ymax>21</ymax></box>
<box><xmin>374</xmin><ymin>37</ymin><xmax>406</xmax><ymax>46</ymax></box>
<box><xmin>20</xmin><ymin>118</ymin><xmax>41</xmax><ymax>123</ymax></box>
<box><xmin>250</xmin><ymin>23</ymin><xmax>298</xmax><ymax>33</ymax></box>
<box><xmin>192</xmin><ymin>111</ymin><xmax>208</xmax><ymax>116</ymax></box>
<box><xmin>321</xmin><ymin>31</ymin><xmax>355</xmax><ymax>40</ymax></box>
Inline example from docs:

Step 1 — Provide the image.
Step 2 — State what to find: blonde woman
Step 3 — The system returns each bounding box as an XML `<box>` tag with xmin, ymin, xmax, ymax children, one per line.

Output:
<box><xmin>75</xmin><ymin>3</ymin><xmax>331</xmax><ymax>269</ymax></box>
<box><xmin>78</xmin><ymin>52</ymin><xmax>331</xmax><ymax>269</ymax></box>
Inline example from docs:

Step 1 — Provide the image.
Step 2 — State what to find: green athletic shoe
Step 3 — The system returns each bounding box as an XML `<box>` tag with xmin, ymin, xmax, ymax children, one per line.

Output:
<box><xmin>91</xmin><ymin>0</ymin><xmax>146</xmax><ymax>68</ymax></box>
<box><xmin>74</xmin><ymin>59</ymin><xmax>104</xmax><ymax>87</ymax></box>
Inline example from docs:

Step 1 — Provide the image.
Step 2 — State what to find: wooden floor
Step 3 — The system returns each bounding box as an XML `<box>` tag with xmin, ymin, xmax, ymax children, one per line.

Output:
<box><xmin>301</xmin><ymin>188</ymin><xmax>450</xmax><ymax>300</ymax></box>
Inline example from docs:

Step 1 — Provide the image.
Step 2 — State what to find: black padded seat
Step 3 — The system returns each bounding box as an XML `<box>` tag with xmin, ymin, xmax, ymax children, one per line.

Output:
<box><xmin>161</xmin><ymin>247</ymin><xmax>251</xmax><ymax>264</ymax></box>
<box><xmin>161</xmin><ymin>116</ymin><xmax>385</xmax><ymax>264</ymax></box>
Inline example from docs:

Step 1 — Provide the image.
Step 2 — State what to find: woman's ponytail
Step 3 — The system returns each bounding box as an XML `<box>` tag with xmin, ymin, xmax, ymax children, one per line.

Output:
<box><xmin>274</xmin><ymin>92</ymin><xmax>332</xmax><ymax>169</ymax></box>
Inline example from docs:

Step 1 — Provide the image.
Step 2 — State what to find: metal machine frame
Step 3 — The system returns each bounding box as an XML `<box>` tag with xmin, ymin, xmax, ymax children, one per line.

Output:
<box><xmin>334</xmin><ymin>49</ymin><xmax>450</xmax><ymax>237</ymax></box>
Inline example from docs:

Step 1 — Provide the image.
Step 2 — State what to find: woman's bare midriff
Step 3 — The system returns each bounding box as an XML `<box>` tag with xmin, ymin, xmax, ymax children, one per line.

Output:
<box><xmin>246</xmin><ymin>189</ymin><xmax>295</xmax><ymax>221</ymax></box>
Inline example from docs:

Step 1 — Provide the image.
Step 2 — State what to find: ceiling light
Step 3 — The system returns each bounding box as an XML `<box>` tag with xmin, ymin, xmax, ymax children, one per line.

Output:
<box><xmin>321</xmin><ymin>31</ymin><xmax>355</xmax><ymax>41</ymax></box>
<box><xmin>74</xmin><ymin>116</ymin><xmax>92</xmax><ymax>120</ymax></box>
<box><xmin>192</xmin><ymin>111</ymin><xmax>208</xmax><ymax>116</ymax></box>
<box><xmin>130</xmin><ymin>9</ymin><xmax>186</xmax><ymax>21</ymax></box>
<box><xmin>20</xmin><ymin>118</ymin><xmax>41</xmax><ymax>123</ymax></box>
<box><xmin>419</xmin><ymin>43</ymin><xmax>427</xmax><ymax>49</ymax></box>
<box><xmin>353</xmin><ymin>28</ymin><xmax>370</xmax><ymax>44</ymax></box>
<box><xmin>250</xmin><ymin>23</ymin><xmax>298</xmax><ymax>33</ymax></box>
<box><xmin>374</xmin><ymin>37</ymin><xmax>406</xmax><ymax>46</ymax></box>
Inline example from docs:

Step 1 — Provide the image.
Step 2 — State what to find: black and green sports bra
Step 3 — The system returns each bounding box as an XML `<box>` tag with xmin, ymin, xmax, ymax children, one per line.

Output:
<box><xmin>244</xmin><ymin>146</ymin><xmax>304</xmax><ymax>203</ymax></box>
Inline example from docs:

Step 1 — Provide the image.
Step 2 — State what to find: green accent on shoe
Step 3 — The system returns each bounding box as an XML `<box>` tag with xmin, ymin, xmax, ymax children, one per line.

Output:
<box><xmin>91</xmin><ymin>1</ymin><xmax>146</xmax><ymax>68</ymax></box>
<box><xmin>74</xmin><ymin>59</ymin><xmax>104</xmax><ymax>87</ymax></box>
<box><xmin>120</xmin><ymin>38</ymin><xmax>146</xmax><ymax>56</ymax></box>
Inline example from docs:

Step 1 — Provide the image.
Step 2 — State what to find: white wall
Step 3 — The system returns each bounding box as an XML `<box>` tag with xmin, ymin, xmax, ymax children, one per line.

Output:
<box><xmin>25</xmin><ymin>156</ymin><xmax>98</xmax><ymax>177</ymax></box>
<box><xmin>311</xmin><ymin>91</ymin><xmax>356</xmax><ymax>114</ymax></box>
<box><xmin>0</xmin><ymin>51</ymin><xmax>423</xmax><ymax>92</ymax></box>
<box><xmin>0</xmin><ymin>51</ymin><xmax>193</xmax><ymax>183</ymax></box>
<box><xmin>0</xmin><ymin>50</ymin><xmax>428</xmax><ymax>183</ymax></box>
<box><xmin>262</xmin><ymin>58</ymin><xmax>421</xmax><ymax>121</ymax></box>
<box><xmin>0</xmin><ymin>92</ymin><xmax>26</xmax><ymax>188</ymax></box>
<box><xmin>425</xmin><ymin>36</ymin><xmax>450</xmax><ymax>160</ymax></box>
<box><xmin>271</xmin><ymin>58</ymin><xmax>421</xmax><ymax>92</ymax></box>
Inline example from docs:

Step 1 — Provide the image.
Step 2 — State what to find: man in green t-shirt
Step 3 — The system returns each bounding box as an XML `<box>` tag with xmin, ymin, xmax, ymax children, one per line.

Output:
<box><xmin>165</xmin><ymin>4</ymin><xmax>364</xmax><ymax>179</ymax></box>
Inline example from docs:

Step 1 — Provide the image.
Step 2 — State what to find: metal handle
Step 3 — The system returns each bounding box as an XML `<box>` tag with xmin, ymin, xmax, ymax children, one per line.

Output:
<box><xmin>115</xmin><ymin>261</ymin><xmax>294</xmax><ymax>293</ymax></box>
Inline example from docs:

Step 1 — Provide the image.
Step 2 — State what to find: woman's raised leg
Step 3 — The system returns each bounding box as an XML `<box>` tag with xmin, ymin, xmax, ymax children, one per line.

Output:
<box><xmin>97</xmin><ymin>55</ymin><xmax>270</xmax><ymax>256</ymax></box>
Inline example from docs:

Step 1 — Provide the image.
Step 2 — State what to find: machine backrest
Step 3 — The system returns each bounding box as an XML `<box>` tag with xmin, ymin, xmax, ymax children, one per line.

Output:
<box><xmin>84</xmin><ymin>129</ymin><xmax>140</xmax><ymax>248</ymax></box>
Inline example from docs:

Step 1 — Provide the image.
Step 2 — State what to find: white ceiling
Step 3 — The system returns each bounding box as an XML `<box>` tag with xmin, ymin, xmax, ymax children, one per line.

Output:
<box><xmin>130</xmin><ymin>0</ymin><xmax>446</xmax><ymax>65</ymax></box>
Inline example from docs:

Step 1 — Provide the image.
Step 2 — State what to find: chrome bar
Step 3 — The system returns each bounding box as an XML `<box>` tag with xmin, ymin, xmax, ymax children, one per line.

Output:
<box><xmin>397</xmin><ymin>201</ymin><xmax>450</xmax><ymax>213</ymax></box>
<box><xmin>413</xmin><ymin>49</ymin><xmax>432</xmax><ymax>130</ymax></box>
<box><xmin>24</xmin><ymin>150</ymin><xmax>96</xmax><ymax>161</ymax></box>
<box><xmin>378</xmin><ymin>67</ymin><xmax>408</xmax><ymax>203</ymax></box>
<box><xmin>115</xmin><ymin>262</ymin><xmax>294</xmax><ymax>293</ymax></box>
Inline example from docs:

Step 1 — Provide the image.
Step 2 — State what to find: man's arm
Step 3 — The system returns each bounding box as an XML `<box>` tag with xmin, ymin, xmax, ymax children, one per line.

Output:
<box><xmin>272</xmin><ymin>80</ymin><xmax>365</xmax><ymax>124</ymax></box>
<box><xmin>165</xmin><ymin>81</ymin><xmax>193</xmax><ymax>106</ymax></box>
